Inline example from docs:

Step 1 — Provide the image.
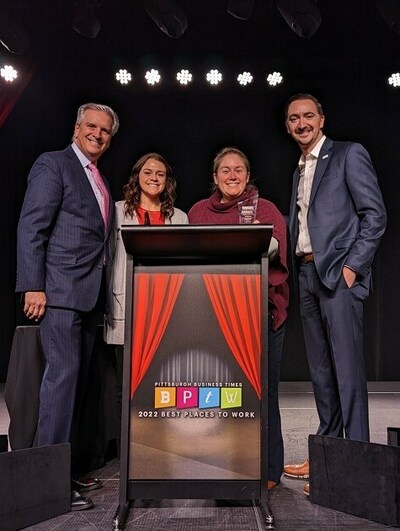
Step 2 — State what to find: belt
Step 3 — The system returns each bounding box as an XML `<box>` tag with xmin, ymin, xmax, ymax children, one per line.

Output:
<box><xmin>298</xmin><ymin>253</ymin><xmax>314</xmax><ymax>264</ymax></box>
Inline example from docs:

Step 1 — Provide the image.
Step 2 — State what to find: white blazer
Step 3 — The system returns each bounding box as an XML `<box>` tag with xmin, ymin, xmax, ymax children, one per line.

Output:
<box><xmin>104</xmin><ymin>200</ymin><xmax>189</xmax><ymax>345</ymax></box>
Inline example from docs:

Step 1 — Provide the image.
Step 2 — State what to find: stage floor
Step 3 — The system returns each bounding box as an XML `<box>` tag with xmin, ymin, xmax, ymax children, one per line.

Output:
<box><xmin>1</xmin><ymin>381</ymin><xmax>399</xmax><ymax>530</ymax></box>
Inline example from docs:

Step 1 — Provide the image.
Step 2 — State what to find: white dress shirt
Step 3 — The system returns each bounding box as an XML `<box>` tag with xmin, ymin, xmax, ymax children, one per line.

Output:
<box><xmin>295</xmin><ymin>135</ymin><xmax>326</xmax><ymax>256</ymax></box>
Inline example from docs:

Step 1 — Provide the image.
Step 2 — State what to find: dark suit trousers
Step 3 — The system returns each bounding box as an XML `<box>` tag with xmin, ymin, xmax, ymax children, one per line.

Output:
<box><xmin>38</xmin><ymin>307</ymin><xmax>99</xmax><ymax>447</ymax></box>
<box><xmin>298</xmin><ymin>262</ymin><xmax>370</xmax><ymax>442</ymax></box>
<box><xmin>268</xmin><ymin>319</ymin><xmax>285</xmax><ymax>483</ymax></box>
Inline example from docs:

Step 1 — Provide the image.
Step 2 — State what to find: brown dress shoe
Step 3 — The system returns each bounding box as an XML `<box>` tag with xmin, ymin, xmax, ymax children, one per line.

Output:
<box><xmin>303</xmin><ymin>482</ymin><xmax>310</xmax><ymax>496</ymax></box>
<box><xmin>283</xmin><ymin>458</ymin><xmax>309</xmax><ymax>479</ymax></box>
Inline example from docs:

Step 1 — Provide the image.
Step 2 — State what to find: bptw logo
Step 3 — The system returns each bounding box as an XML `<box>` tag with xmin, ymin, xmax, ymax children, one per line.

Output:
<box><xmin>154</xmin><ymin>386</ymin><xmax>242</xmax><ymax>409</ymax></box>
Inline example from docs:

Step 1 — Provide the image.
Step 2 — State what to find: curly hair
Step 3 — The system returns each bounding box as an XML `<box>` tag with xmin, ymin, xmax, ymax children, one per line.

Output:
<box><xmin>123</xmin><ymin>153</ymin><xmax>177</xmax><ymax>220</ymax></box>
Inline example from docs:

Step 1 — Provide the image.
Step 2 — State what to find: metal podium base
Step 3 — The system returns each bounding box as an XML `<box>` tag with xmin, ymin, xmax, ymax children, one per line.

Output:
<box><xmin>112</xmin><ymin>502</ymin><xmax>129</xmax><ymax>531</ymax></box>
<box><xmin>112</xmin><ymin>497</ymin><xmax>275</xmax><ymax>530</ymax></box>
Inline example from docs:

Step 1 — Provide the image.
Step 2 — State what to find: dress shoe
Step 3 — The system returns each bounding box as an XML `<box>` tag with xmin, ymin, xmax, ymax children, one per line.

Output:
<box><xmin>71</xmin><ymin>490</ymin><xmax>94</xmax><ymax>511</ymax></box>
<box><xmin>303</xmin><ymin>482</ymin><xmax>310</xmax><ymax>496</ymax></box>
<box><xmin>267</xmin><ymin>480</ymin><xmax>278</xmax><ymax>490</ymax></box>
<box><xmin>283</xmin><ymin>458</ymin><xmax>309</xmax><ymax>479</ymax></box>
<box><xmin>72</xmin><ymin>477</ymin><xmax>103</xmax><ymax>492</ymax></box>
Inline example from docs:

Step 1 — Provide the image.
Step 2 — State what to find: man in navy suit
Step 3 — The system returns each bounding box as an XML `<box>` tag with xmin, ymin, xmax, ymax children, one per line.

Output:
<box><xmin>16</xmin><ymin>102</ymin><xmax>119</xmax><ymax>510</ymax></box>
<box><xmin>282</xmin><ymin>94</ymin><xmax>386</xmax><ymax>495</ymax></box>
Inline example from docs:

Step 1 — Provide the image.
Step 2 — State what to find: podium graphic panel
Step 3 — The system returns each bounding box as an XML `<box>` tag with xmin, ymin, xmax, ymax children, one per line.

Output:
<box><xmin>128</xmin><ymin>267</ymin><xmax>261</xmax><ymax>480</ymax></box>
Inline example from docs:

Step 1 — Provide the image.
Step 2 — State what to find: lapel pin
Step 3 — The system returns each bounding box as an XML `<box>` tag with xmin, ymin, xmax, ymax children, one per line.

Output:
<box><xmin>322</xmin><ymin>154</ymin><xmax>329</xmax><ymax>159</ymax></box>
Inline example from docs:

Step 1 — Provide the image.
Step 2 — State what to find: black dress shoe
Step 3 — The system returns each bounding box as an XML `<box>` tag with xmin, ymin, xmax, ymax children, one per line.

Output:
<box><xmin>72</xmin><ymin>477</ymin><xmax>103</xmax><ymax>492</ymax></box>
<box><xmin>71</xmin><ymin>490</ymin><xmax>94</xmax><ymax>511</ymax></box>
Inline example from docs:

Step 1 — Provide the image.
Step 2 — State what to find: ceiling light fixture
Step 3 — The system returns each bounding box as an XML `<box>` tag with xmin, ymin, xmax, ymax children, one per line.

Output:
<box><xmin>72</xmin><ymin>0</ymin><xmax>102</xmax><ymax>39</ymax></box>
<box><xmin>277</xmin><ymin>0</ymin><xmax>322</xmax><ymax>38</ymax></box>
<box><xmin>0</xmin><ymin>1</ymin><xmax>29</xmax><ymax>53</ymax></box>
<box><xmin>388</xmin><ymin>72</ymin><xmax>400</xmax><ymax>87</ymax></box>
<box><xmin>145</xmin><ymin>69</ymin><xmax>161</xmax><ymax>85</ymax></box>
<box><xmin>176</xmin><ymin>69</ymin><xmax>193</xmax><ymax>85</ymax></box>
<box><xmin>376</xmin><ymin>0</ymin><xmax>400</xmax><ymax>36</ymax></box>
<box><xmin>144</xmin><ymin>0</ymin><xmax>188</xmax><ymax>38</ymax></box>
<box><xmin>266</xmin><ymin>71</ymin><xmax>283</xmax><ymax>86</ymax></box>
<box><xmin>237</xmin><ymin>71</ymin><xmax>253</xmax><ymax>86</ymax></box>
<box><xmin>206</xmin><ymin>69</ymin><xmax>223</xmax><ymax>86</ymax></box>
<box><xmin>115</xmin><ymin>69</ymin><xmax>132</xmax><ymax>85</ymax></box>
<box><xmin>226</xmin><ymin>0</ymin><xmax>254</xmax><ymax>20</ymax></box>
<box><xmin>0</xmin><ymin>64</ymin><xmax>18</xmax><ymax>82</ymax></box>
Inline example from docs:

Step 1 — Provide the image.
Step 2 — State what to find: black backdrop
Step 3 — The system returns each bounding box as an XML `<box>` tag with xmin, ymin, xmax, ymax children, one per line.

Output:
<box><xmin>0</xmin><ymin>0</ymin><xmax>398</xmax><ymax>382</ymax></box>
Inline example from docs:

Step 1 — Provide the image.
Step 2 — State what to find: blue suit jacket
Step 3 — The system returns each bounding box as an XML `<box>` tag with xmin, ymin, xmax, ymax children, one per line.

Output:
<box><xmin>16</xmin><ymin>145</ymin><xmax>115</xmax><ymax>311</ymax></box>
<box><xmin>289</xmin><ymin>137</ymin><xmax>387</xmax><ymax>291</ymax></box>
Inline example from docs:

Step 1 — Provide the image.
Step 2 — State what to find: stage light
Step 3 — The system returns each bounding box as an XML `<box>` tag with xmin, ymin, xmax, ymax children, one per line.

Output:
<box><xmin>72</xmin><ymin>0</ymin><xmax>101</xmax><ymax>39</ymax></box>
<box><xmin>376</xmin><ymin>1</ymin><xmax>400</xmax><ymax>36</ymax></box>
<box><xmin>388</xmin><ymin>72</ymin><xmax>400</xmax><ymax>87</ymax></box>
<box><xmin>176</xmin><ymin>69</ymin><xmax>192</xmax><ymax>85</ymax></box>
<box><xmin>277</xmin><ymin>0</ymin><xmax>322</xmax><ymax>38</ymax></box>
<box><xmin>237</xmin><ymin>71</ymin><xmax>253</xmax><ymax>86</ymax></box>
<box><xmin>226</xmin><ymin>0</ymin><xmax>254</xmax><ymax>20</ymax></box>
<box><xmin>0</xmin><ymin>1</ymin><xmax>29</xmax><ymax>53</ymax></box>
<box><xmin>0</xmin><ymin>64</ymin><xmax>18</xmax><ymax>82</ymax></box>
<box><xmin>145</xmin><ymin>69</ymin><xmax>161</xmax><ymax>85</ymax></box>
<box><xmin>266</xmin><ymin>71</ymin><xmax>283</xmax><ymax>87</ymax></box>
<box><xmin>144</xmin><ymin>0</ymin><xmax>188</xmax><ymax>38</ymax></box>
<box><xmin>115</xmin><ymin>69</ymin><xmax>132</xmax><ymax>85</ymax></box>
<box><xmin>206</xmin><ymin>69</ymin><xmax>222</xmax><ymax>86</ymax></box>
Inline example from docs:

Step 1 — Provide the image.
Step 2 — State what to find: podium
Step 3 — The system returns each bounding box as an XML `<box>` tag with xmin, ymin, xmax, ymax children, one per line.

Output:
<box><xmin>113</xmin><ymin>225</ymin><xmax>274</xmax><ymax>530</ymax></box>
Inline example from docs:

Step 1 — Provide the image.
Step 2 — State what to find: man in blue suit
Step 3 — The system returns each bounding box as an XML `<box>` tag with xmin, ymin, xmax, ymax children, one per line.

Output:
<box><xmin>16</xmin><ymin>102</ymin><xmax>119</xmax><ymax>510</ymax></box>
<box><xmin>282</xmin><ymin>94</ymin><xmax>386</xmax><ymax>495</ymax></box>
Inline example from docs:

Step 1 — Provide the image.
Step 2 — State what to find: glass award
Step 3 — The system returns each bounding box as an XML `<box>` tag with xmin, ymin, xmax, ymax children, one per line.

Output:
<box><xmin>238</xmin><ymin>193</ymin><xmax>258</xmax><ymax>224</ymax></box>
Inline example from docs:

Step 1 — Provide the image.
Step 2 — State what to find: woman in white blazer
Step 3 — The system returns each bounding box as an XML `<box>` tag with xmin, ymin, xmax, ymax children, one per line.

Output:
<box><xmin>105</xmin><ymin>152</ymin><xmax>188</xmax><ymax>346</ymax></box>
<box><xmin>104</xmin><ymin>153</ymin><xmax>188</xmax><ymax>452</ymax></box>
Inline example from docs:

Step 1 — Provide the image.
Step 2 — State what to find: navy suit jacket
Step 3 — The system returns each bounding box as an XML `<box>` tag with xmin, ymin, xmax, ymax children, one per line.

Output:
<box><xmin>16</xmin><ymin>145</ymin><xmax>115</xmax><ymax>311</ymax></box>
<box><xmin>288</xmin><ymin>137</ymin><xmax>387</xmax><ymax>292</ymax></box>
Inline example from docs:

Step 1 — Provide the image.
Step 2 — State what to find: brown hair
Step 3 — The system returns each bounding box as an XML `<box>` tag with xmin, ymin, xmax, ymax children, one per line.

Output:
<box><xmin>284</xmin><ymin>93</ymin><xmax>324</xmax><ymax>121</ymax></box>
<box><xmin>123</xmin><ymin>153</ymin><xmax>177</xmax><ymax>220</ymax></box>
<box><xmin>212</xmin><ymin>146</ymin><xmax>251</xmax><ymax>175</ymax></box>
<box><xmin>211</xmin><ymin>146</ymin><xmax>252</xmax><ymax>193</ymax></box>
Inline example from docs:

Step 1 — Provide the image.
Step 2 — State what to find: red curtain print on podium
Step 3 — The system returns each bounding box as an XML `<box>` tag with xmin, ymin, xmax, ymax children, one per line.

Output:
<box><xmin>131</xmin><ymin>273</ymin><xmax>185</xmax><ymax>396</ymax></box>
<box><xmin>203</xmin><ymin>274</ymin><xmax>261</xmax><ymax>399</ymax></box>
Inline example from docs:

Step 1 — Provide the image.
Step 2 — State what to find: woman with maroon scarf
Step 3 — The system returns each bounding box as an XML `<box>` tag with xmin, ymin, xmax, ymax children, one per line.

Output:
<box><xmin>188</xmin><ymin>147</ymin><xmax>289</xmax><ymax>489</ymax></box>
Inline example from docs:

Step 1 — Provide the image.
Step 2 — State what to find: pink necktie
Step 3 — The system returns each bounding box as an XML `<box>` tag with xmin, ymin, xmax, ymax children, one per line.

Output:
<box><xmin>88</xmin><ymin>162</ymin><xmax>109</xmax><ymax>232</ymax></box>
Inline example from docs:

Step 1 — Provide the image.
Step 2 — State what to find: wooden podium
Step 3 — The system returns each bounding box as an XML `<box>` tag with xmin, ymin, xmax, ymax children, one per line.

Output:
<box><xmin>113</xmin><ymin>225</ymin><xmax>274</xmax><ymax>530</ymax></box>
